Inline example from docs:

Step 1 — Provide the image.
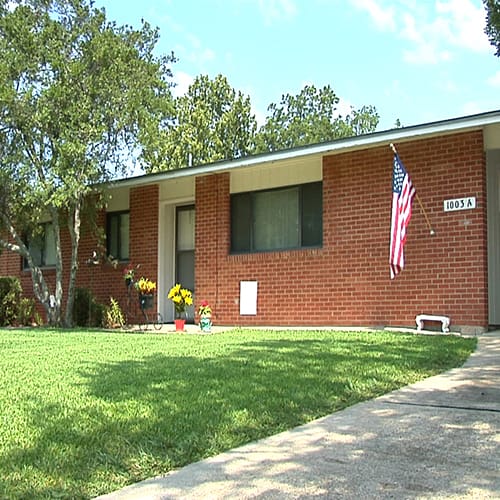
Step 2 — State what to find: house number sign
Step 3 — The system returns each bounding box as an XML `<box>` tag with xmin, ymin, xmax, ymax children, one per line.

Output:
<box><xmin>443</xmin><ymin>196</ymin><xmax>476</xmax><ymax>212</ymax></box>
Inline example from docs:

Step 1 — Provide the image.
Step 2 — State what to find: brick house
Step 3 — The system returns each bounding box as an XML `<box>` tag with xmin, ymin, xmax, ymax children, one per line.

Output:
<box><xmin>2</xmin><ymin>110</ymin><xmax>500</xmax><ymax>334</ymax></box>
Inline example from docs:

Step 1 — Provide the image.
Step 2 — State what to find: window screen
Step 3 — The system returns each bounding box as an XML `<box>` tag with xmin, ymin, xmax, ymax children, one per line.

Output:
<box><xmin>231</xmin><ymin>182</ymin><xmax>322</xmax><ymax>253</ymax></box>
<box><xmin>106</xmin><ymin>212</ymin><xmax>130</xmax><ymax>261</ymax></box>
<box><xmin>24</xmin><ymin>223</ymin><xmax>56</xmax><ymax>268</ymax></box>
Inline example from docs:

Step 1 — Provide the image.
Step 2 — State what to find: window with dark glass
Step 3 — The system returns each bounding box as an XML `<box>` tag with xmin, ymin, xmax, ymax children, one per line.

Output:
<box><xmin>24</xmin><ymin>222</ymin><xmax>57</xmax><ymax>269</ymax></box>
<box><xmin>231</xmin><ymin>182</ymin><xmax>322</xmax><ymax>253</ymax></box>
<box><xmin>106</xmin><ymin>211</ymin><xmax>130</xmax><ymax>261</ymax></box>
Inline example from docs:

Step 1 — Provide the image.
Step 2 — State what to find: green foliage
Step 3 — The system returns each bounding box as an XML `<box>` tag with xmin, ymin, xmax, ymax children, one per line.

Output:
<box><xmin>143</xmin><ymin>74</ymin><xmax>257</xmax><ymax>171</ymax></box>
<box><xmin>0</xmin><ymin>0</ymin><xmax>175</xmax><ymax>326</ymax></box>
<box><xmin>0</xmin><ymin>277</ymin><xmax>38</xmax><ymax>326</ymax></box>
<box><xmin>0</xmin><ymin>277</ymin><xmax>22</xmax><ymax>326</ymax></box>
<box><xmin>254</xmin><ymin>84</ymin><xmax>379</xmax><ymax>153</ymax></box>
<box><xmin>104</xmin><ymin>297</ymin><xmax>125</xmax><ymax>328</ymax></box>
<box><xmin>0</xmin><ymin>328</ymin><xmax>475</xmax><ymax>498</ymax></box>
<box><xmin>72</xmin><ymin>288</ymin><xmax>105</xmax><ymax>327</ymax></box>
<box><xmin>17</xmin><ymin>297</ymin><xmax>40</xmax><ymax>326</ymax></box>
<box><xmin>484</xmin><ymin>0</ymin><xmax>500</xmax><ymax>56</ymax></box>
<box><xmin>143</xmin><ymin>79</ymin><xmax>380</xmax><ymax>168</ymax></box>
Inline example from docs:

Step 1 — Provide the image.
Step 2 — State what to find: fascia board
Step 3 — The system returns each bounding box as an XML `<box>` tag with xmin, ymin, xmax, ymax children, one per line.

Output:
<box><xmin>109</xmin><ymin>110</ymin><xmax>500</xmax><ymax>190</ymax></box>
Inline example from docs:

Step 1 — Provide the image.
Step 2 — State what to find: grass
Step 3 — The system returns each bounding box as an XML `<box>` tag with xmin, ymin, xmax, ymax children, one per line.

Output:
<box><xmin>0</xmin><ymin>328</ymin><xmax>476</xmax><ymax>499</ymax></box>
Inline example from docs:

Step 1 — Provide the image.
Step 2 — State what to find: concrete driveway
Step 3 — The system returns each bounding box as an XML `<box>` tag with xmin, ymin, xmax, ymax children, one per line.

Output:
<box><xmin>97</xmin><ymin>331</ymin><xmax>500</xmax><ymax>499</ymax></box>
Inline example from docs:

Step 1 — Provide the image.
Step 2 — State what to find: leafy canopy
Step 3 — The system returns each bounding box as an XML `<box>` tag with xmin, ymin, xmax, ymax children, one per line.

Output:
<box><xmin>0</xmin><ymin>0</ymin><xmax>174</xmax><ymax>325</ymax></box>
<box><xmin>254</xmin><ymin>84</ymin><xmax>379</xmax><ymax>153</ymax></box>
<box><xmin>143</xmin><ymin>74</ymin><xmax>257</xmax><ymax>172</ymax></box>
<box><xmin>484</xmin><ymin>0</ymin><xmax>500</xmax><ymax>56</ymax></box>
<box><xmin>143</xmin><ymin>80</ymin><xmax>380</xmax><ymax>172</ymax></box>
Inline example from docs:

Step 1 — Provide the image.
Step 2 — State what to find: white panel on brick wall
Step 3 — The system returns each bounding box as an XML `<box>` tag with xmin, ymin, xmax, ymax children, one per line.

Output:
<box><xmin>240</xmin><ymin>281</ymin><xmax>258</xmax><ymax>315</ymax></box>
<box><xmin>230</xmin><ymin>156</ymin><xmax>322</xmax><ymax>193</ymax></box>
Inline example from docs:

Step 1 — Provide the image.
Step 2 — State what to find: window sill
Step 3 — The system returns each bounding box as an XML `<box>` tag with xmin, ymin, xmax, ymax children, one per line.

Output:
<box><xmin>229</xmin><ymin>246</ymin><xmax>323</xmax><ymax>261</ymax></box>
<box><xmin>22</xmin><ymin>265</ymin><xmax>56</xmax><ymax>273</ymax></box>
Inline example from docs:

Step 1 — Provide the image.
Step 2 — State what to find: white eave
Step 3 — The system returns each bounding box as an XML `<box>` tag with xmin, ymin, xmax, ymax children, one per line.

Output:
<box><xmin>111</xmin><ymin>109</ymin><xmax>500</xmax><ymax>189</ymax></box>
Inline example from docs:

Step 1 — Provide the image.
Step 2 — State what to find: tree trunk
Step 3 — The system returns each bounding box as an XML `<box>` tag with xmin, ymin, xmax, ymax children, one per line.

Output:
<box><xmin>0</xmin><ymin>213</ymin><xmax>61</xmax><ymax>326</ymax></box>
<box><xmin>29</xmin><ymin>261</ymin><xmax>60</xmax><ymax>326</ymax></box>
<box><xmin>50</xmin><ymin>209</ymin><xmax>64</xmax><ymax>327</ymax></box>
<box><xmin>64</xmin><ymin>200</ymin><xmax>81</xmax><ymax>328</ymax></box>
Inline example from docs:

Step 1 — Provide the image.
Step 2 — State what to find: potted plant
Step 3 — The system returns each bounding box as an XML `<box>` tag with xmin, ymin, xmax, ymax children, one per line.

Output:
<box><xmin>135</xmin><ymin>277</ymin><xmax>156</xmax><ymax>310</ymax></box>
<box><xmin>123</xmin><ymin>263</ymin><xmax>136</xmax><ymax>288</ymax></box>
<box><xmin>168</xmin><ymin>283</ymin><xmax>193</xmax><ymax>331</ymax></box>
<box><xmin>198</xmin><ymin>300</ymin><xmax>212</xmax><ymax>333</ymax></box>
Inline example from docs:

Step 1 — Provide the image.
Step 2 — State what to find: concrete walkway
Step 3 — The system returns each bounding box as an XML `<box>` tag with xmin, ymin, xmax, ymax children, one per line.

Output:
<box><xmin>97</xmin><ymin>332</ymin><xmax>500</xmax><ymax>499</ymax></box>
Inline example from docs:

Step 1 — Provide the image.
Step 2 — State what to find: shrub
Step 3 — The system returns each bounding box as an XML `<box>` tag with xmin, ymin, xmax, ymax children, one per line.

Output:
<box><xmin>0</xmin><ymin>277</ymin><xmax>22</xmax><ymax>326</ymax></box>
<box><xmin>73</xmin><ymin>288</ymin><xmax>105</xmax><ymax>327</ymax></box>
<box><xmin>104</xmin><ymin>297</ymin><xmax>124</xmax><ymax>328</ymax></box>
<box><xmin>17</xmin><ymin>298</ymin><xmax>40</xmax><ymax>326</ymax></box>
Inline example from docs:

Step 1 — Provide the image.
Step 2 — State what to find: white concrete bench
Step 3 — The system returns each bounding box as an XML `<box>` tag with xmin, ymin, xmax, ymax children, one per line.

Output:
<box><xmin>415</xmin><ymin>314</ymin><xmax>450</xmax><ymax>333</ymax></box>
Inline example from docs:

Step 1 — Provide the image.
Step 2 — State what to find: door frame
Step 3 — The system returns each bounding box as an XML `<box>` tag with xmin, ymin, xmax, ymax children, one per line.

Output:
<box><xmin>175</xmin><ymin>204</ymin><xmax>195</xmax><ymax>322</ymax></box>
<box><xmin>158</xmin><ymin>199</ymin><xmax>194</xmax><ymax>322</ymax></box>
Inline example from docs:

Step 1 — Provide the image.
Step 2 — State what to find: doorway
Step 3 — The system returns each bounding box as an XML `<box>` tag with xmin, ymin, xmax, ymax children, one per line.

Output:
<box><xmin>487</xmin><ymin>150</ymin><xmax>500</xmax><ymax>325</ymax></box>
<box><xmin>176</xmin><ymin>205</ymin><xmax>195</xmax><ymax>322</ymax></box>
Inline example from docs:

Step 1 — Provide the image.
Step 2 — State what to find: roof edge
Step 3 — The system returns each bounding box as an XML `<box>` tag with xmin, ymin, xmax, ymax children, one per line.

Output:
<box><xmin>110</xmin><ymin>109</ymin><xmax>500</xmax><ymax>189</ymax></box>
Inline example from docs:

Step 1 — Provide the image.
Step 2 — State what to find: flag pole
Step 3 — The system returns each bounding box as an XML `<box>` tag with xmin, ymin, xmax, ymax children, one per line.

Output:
<box><xmin>390</xmin><ymin>143</ymin><xmax>436</xmax><ymax>236</ymax></box>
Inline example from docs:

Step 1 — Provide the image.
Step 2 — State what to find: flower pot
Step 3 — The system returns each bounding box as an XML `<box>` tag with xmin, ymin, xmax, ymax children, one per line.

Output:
<box><xmin>199</xmin><ymin>315</ymin><xmax>212</xmax><ymax>333</ymax></box>
<box><xmin>175</xmin><ymin>318</ymin><xmax>186</xmax><ymax>332</ymax></box>
<box><xmin>125</xmin><ymin>277</ymin><xmax>132</xmax><ymax>288</ymax></box>
<box><xmin>139</xmin><ymin>294</ymin><xmax>154</xmax><ymax>310</ymax></box>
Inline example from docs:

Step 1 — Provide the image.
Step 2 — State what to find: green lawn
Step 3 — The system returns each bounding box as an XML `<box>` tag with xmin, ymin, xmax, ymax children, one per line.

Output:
<box><xmin>0</xmin><ymin>328</ymin><xmax>476</xmax><ymax>499</ymax></box>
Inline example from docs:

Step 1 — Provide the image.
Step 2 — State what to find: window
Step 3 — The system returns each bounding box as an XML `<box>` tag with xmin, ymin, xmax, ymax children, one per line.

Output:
<box><xmin>106</xmin><ymin>211</ymin><xmax>130</xmax><ymax>261</ymax></box>
<box><xmin>231</xmin><ymin>182</ymin><xmax>322</xmax><ymax>253</ymax></box>
<box><xmin>24</xmin><ymin>223</ymin><xmax>57</xmax><ymax>268</ymax></box>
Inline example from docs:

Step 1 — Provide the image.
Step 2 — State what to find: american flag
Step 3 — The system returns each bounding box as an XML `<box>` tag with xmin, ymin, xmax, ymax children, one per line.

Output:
<box><xmin>390</xmin><ymin>153</ymin><xmax>416</xmax><ymax>279</ymax></box>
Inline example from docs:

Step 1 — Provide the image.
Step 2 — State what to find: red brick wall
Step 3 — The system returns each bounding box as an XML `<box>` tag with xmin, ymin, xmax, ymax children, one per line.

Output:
<box><xmin>78</xmin><ymin>184</ymin><xmax>160</xmax><ymax>315</ymax></box>
<box><xmin>195</xmin><ymin>131</ymin><xmax>488</xmax><ymax>332</ymax></box>
<box><xmin>129</xmin><ymin>184</ymin><xmax>159</xmax><ymax>300</ymax></box>
<box><xmin>0</xmin><ymin>239</ymin><xmax>22</xmax><ymax>277</ymax></box>
<box><xmin>0</xmin><ymin>230</ymin><xmax>71</xmax><ymax>317</ymax></box>
<box><xmin>0</xmin><ymin>184</ymin><xmax>160</xmax><ymax>322</ymax></box>
<box><xmin>0</xmin><ymin>131</ymin><xmax>488</xmax><ymax>332</ymax></box>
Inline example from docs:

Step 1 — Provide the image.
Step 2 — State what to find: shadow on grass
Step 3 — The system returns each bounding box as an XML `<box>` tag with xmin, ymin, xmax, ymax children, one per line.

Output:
<box><xmin>119</xmin><ymin>387</ymin><xmax>499</xmax><ymax>499</ymax></box>
<box><xmin>128</xmin><ymin>336</ymin><xmax>497</xmax><ymax>499</ymax></box>
<box><xmin>0</xmin><ymin>332</ymin><xmax>476</xmax><ymax>499</ymax></box>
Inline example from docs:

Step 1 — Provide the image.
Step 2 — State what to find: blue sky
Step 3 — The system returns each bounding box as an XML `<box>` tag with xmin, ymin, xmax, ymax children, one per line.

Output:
<box><xmin>94</xmin><ymin>0</ymin><xmax>499</xmax><ymax>131</ymax></box>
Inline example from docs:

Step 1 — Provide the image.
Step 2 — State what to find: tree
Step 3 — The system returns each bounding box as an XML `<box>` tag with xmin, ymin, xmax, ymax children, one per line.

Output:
<box><xmin>0</xmin><ymin>0</ymin><xmax>174</xmax><ymax>326</ymax></box>
<box><xmin>142</xmin><ymin>74</ymin><xmax>257</xmax><ymax>172</ymax></box>
<box><xmin>484</xmin><ymin>0</ymin><xmax>500</xmax><ymax>56</ymax></box>
<box><xmin>254</xmin><ymin>84</ymin><xmax>379</xmax><ymax>153</ymax></box>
